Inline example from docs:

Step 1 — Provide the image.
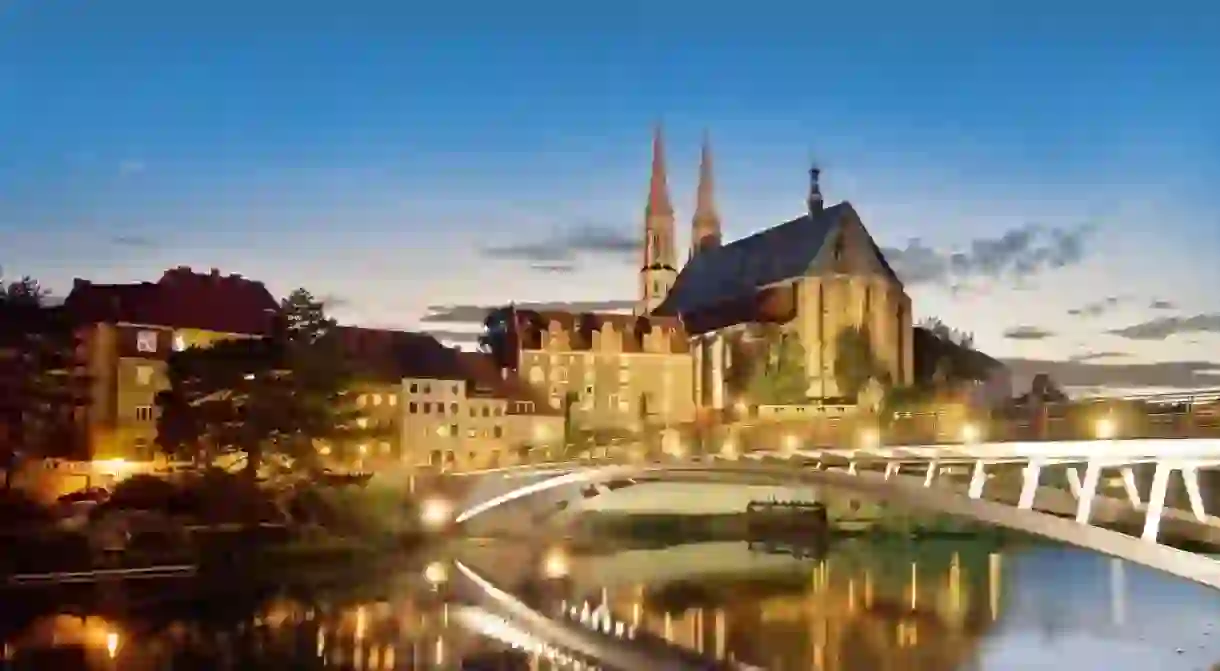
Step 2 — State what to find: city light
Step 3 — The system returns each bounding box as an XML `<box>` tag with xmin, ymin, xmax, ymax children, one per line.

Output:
<box><xmin>105</xmin><ymin>632</ymin><xmax>119</xmax><ymax>659</ymax></box>
<box><xmin>542</xmin><ymin>548</ymin><xmax>570</xmax><ymax>579</ymax></box>
<box><xmin>858</xmin><ymin>428</ymin><xmax>881</xmax><ymax>450</ymax></box>
<box><xmin>720</xmin><ymin>440</ymin><xmax>738</xmax><ymax>459</ymax></box>
<box><xmin>92</xmin><ymin>458</ymin><xmax>130</xmax><ymax>476</ymax></box>
<box><xmin>783</xmin><ymin>433</ymin><xmax>800</xmax><ymax>453</ymax></box>
<box><xmin>961</xmin><ymin>423</ymin><xmax>981</xmax><ymax>443</ymax></box>
<box><xmin>419</xmin><ymin>497</ymin><xmax>453</xmax><ymax>530</ymax></box>
<box><xmin>1095</xmin><ymin>416</ymin><xmax>1117</xmax><ymax>440</ymax></box>
<box><xmin>424</xmin><ymin>561</ymin><xmax>449</xmax><ymax>586</ymax></box>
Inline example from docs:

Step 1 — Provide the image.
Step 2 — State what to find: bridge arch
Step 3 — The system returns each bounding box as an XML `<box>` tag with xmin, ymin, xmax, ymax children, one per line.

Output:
<box><xmin>452</xmin><ymin>462</ymin><xmax>1220</xmax><ymax>591</ymax></box>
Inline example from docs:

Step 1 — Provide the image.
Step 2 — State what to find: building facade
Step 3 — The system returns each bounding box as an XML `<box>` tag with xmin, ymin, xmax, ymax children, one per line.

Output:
<box><xmin>63</xmin><ymin>267</ymin><xmax>280</xmax><ymax>460</ymax></box>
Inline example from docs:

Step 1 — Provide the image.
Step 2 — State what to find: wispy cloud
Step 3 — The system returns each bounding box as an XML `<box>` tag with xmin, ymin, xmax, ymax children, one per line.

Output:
<box><xmin>422</xmin><ymin>299</ymin><xmax>635</xmax><ymax>324</ymax></box>
<box><xmin>109</xmin><ymin>235</ymin><xmax>157</xmax><ymax>249</ymax></box>
<box><xmin>1002</xmin><ymin>326</ymin><xmax>1056</xmax><ymax>340</ymax></box>
<box><xmin>1067</xmin><ymin>296</ymin><xmax>1123</xmax><ymax>318</ymax></box>
<box><xmin>881</xmin><ymin>222</ymin><xmax>1094</xmax><ymax>288</ymax></box>
<box><xmin>1068</xmin><ymin>351</ymin><xmax>1128</xmax><ymax>363</ymax></box>
<box><xmin>1149</xmin><ymin>299</ymin><xmax>1176</xmax><ymax>310</ymax></box>
<box><xmin>118</xmin><ymin>159</ymin><xmax>146</xmax><ymax>176</ymax></box>
<box><xmin>1107</xmin><ymin>314</ymin><xmax>1220</xmax><ymax>341</ymax></box>
<box><xmin>423</xmin><ymin>329</ymin><xmax>483</xmax><ymax>344</ymax></box>
<box><xmin>1003</xmin><ymin>357</ymin><xmax>1220</xmax><ymax>392</ymax></box>
<box><xmin>481</xmin><ymin>223</ymin><xmax>639</xmax><ymax>272</ymax></box>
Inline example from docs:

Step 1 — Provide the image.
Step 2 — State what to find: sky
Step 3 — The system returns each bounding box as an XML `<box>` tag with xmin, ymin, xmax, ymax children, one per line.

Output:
<box><xmin>2</xmin><ymin>0</ymin><xmax>1219</xmax><ymax>395</ymax></box>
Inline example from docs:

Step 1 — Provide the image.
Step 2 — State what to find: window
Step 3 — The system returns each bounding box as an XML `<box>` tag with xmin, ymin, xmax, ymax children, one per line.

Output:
<box><xmin>136</xmin><ymin>330</ymin><xmax>157</xmax><ymax>353</ymax></box>
<box><xmin>410</xmin><ymin>383</ymin><xmax>418</xmax><ymax>393</ymax></box>
<box><xmin>388</xmin><ymin>395</ymin><xmax>397</xmax><ymax>406</ymax></box>
<box><xmin>450</xmin><ymin>403</ymin><xmax>458</xmax><ymax>415</ymax></box>
<box><xmin>494</xmin><ymin>426</ymin><xmax>503</xmax><ymax>438</ymax></box>
<box><xmin>423</xmin><ymin>384</ymin><xmax>432</xmax><ymax>394</ymax></box>
<box><xmin>452</xmin><ymin>384</ymin><xmax>460</xmax><ymax>395</ymax></box>
<box><xmin>134</xmin><ymin>365</ymin><xmax>153</xmax><ymax>386</ymax></box>
<box><xmin>482</xmin><ymin>407</ymin><xmax>490</xmax><ymax>417</ymax></box>
<box><xmin>449</xmin><ymin>424</ymin><xmax>458</xmax><ymax>437</ymax></box>
<box><xmin>357</xmin><ymin>394</ymin><xmax>368</xmax><ymax>407</ymax></box>
<box><xmin>357</xmin><ymin>418</ymin><xmax>368</xmax><ymax>428</ymax></box>
<box><xmin>422</xmin><ymin>402</ymin><xmax>431</xmax><ymax>414</ymax></box>
<box><xmin>409</xmin><ymin>402</ymin><xmax>418</xmax><ymax>414</ymax></box>
<box><xmin>135</xmin><ymin>405</ymin><xmax>155</xmax><ymax>422</ymax></box>
<box><xmin>372</xmin><ymin>395</ymin><xmax>382</xmax><ymax>406</ymax></box>
<box><xmin>173</xmin><ymin>333</ymin><xmax>187</xmax><ymax>351</ymax></box>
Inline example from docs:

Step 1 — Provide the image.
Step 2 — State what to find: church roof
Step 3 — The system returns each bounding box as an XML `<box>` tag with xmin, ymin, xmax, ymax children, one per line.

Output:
<box><xmin>656</xmin><ymin>201</ymin><xmax>898</xmax><ymax>316</ymax></box>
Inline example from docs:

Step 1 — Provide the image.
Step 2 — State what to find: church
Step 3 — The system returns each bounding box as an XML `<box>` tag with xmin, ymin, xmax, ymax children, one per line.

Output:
<box><xmin>642</xmin><ymin>126</ymin><xmax>914</xmax><ymax>412</ymax></box>
<box><xmin>486</xmin><ymin>127</ymin><xmax>914</xmax><ymax>426</ymax></box>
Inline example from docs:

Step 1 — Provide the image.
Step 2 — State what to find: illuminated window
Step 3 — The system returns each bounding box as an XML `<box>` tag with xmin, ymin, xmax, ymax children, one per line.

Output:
<box><xmin>173</xmin><ymin>333</ymin><xmax>187</xmax><ymax>351</ymax></box>
<box><xmin>135</xmin><ymin>405</ymin><xmax>155</xmax><ymax>422</ymax></box>
<box><xmin>136</xmin><ymin>330</ymin><xmax>157</xmax><ymax>353</ymax></box>
<box><xmin>372</xmin><ymin>395</ymin><xmax>382</xmax><ymax>406</ymax></box>
<box><xmin>357</xmin><ymin>395</ymin><xmax>367</xmax><ymax>407</ymax></box>
<box><xmin>134</xmin><ymin>365</ymin><xmax>153</xmax><ymax>386</ymax></box>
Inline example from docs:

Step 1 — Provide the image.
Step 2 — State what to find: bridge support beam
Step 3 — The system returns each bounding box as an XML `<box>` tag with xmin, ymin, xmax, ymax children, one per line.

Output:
<box><xmin>1075</xmin><ymin>461</ymin><xmax>1102</xmax><ymax>524</ymax></box>
<box><xmin>1018</xmin><ymin>460</ymin><xmax>1042</xmax><ymax>509</ymax></box>
<box><xmin>1120</xmin><ymin>466</ymin><xmax>1142</xmax><ymax>507</ymax></box>
<box><xmin>1065</xmin><ymin>467</ymin><xmax>1083</xmax><ymax>499</ymax></box>
<box><xmin>884</xmin><ymin>463</ymin><xmax>899</xmax><ymax>480</ymax></box>
<box><xmin>924</xmin><ymin>461</ymin><xmax>938</xmax><ymax>487</ymax></box>
<box><xmin>968</xmin><ymin>460</ymin><xmax>987</xmax><ymax>499</ymax></box>
<box><xmin>1141</xmin><ymin>463</ymin><xmax>1173</xmax><ymax>542</ymax></box>
<box><xmin>1182</xmin><ymin>466</ymin><xmax>1208</xmax><ymax>522</ymax></box>
<box><xmin>848</xmin><ymin>461</ymin><xmax>857</xmax><ymax>476</ymax></box>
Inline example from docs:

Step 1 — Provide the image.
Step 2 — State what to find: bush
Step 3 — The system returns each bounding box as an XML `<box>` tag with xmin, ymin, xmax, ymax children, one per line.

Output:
<box><xmin>94</xmin><ymin>470</ymin><xmax>287</xmax><ymax>525</ymax></box>
<box><xmin>288</xmin><ymin>481</ymin><xmax>417</xmax><ymax>540</ymax></box>
<box><xmin>0</xmin><ymin>489</ymin><xmax>56</xmax><ymax>530</ymax></box>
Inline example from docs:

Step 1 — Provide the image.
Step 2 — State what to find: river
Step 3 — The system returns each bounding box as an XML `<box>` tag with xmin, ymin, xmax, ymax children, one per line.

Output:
<box><xmin>3</xmin><ymin>530</ymin><xmax>1220</xmax><ymax>669</ymax></box>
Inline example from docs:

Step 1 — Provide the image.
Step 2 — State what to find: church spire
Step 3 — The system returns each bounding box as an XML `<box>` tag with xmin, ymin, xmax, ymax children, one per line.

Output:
<box><xmin>690</xmin><ymin>130</ymin><xmax>722</xmax><ymax>257</ymax></box>
<box><xmin>807</xmin><ymin>162</ymin><xmax>824</xmax><ymax>214</ymax></box>
<box><xmin>638</xmin><ymin>123</ymin><xmax>678</xmax><ymax>315</ymax></box>
<box><xmin>646</xmin><ymin>123</ymin><xmax>673</xmax><ymax>218</ymax></box>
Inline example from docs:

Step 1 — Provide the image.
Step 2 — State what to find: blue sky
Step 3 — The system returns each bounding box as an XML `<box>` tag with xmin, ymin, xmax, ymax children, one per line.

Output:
<box><xmin>2</xmin><ymin>0</ymin><xmax>1219</xmax><ymax>393</ymax></box>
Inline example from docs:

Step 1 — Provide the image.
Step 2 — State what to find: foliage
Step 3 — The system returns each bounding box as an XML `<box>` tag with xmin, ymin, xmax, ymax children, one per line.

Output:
<box><xmin>0</xmin><ymin>272</ymin><xmax>49</xmax><ymax>306</ymax></box>
<box><xmin>744</xmin><ymin>329</ymin><xmax>809</xmax><ymax>405</ymax></box>
<box><xmin>95</xmin><ymin>470</ymin><xmax>286</xmax><ymax>524</ymax></box>
<box><xmin>833</xmin><ymin>325</ymin><xmax>888</xmax><ymax>401</ymax></box>
<box><xmin>156</xmin><ymin>288</ymin><xmax>369</xmax><ymax>477</ymax></box>
<box><xmin>917</xmin><ymin>316</ymin><xmax>975</xmax><ymax>349</ymax></box>
<box><xmin>0</xmin><ymin>488</ymin><xmax>55</xmax><ymax>529</ymax></box>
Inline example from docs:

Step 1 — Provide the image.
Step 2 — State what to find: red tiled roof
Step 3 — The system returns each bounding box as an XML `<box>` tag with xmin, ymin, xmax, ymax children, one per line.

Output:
<box><xmin>64</xmin><ymin>267</ymin><xmax>278</xmax><ymax>335</ymax></box>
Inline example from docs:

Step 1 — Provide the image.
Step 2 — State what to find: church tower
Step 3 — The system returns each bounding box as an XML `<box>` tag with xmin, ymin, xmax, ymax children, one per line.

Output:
<box><xmin>690</xmin><ymin>130</ymin><xmax>722</xmax><ymax>258</ymax></box>
<box><xmin>637</xmin><ymin>124</ymin><xmax>678</xmax><ymax>315</ymax></box>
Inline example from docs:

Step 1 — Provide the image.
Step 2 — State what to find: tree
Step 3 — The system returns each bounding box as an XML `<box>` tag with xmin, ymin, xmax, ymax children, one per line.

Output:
<box><xmin>1</xmin><ymin>273</ymin><xmax>49</xmax><ymax>307</ymax></box>
<box><xmin>156</xmin><ymin>288</ymin><xmax>366</xmax><ymax>479</ymax></box>
<box><xmin>834</xmin><ymin>325</ymin><xmax>885</xmax><ymax>401</ymax></box>
<box><xmin>745</xmin><ymin>331</ymin><xmax>809</xmax><ymax>405</ymax></box>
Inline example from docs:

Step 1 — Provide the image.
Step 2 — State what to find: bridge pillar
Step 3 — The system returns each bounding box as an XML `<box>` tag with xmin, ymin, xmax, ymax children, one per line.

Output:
<box><xmin>1065</xmin><ymin>467</ymin><xmax>1082</xmax><ymax>499</ymax></box>
<box><xmin>968</xmin><ymin>460</ymin><xmax>987</xmax><ymax>499</ymax></box>
<box><xmin>884</xmin><ymin>462</ymin><xmax>899</xmax><ymax>480</ymax></box>
<box><xmin>1109</xmin><ymin>557</ymin><xmax>1127</xmax><ymax>627</ymax></box>
<box><xmin>1141</xmin><ymin>463</ymin><xmax>1173</xmax><ymax>542</ymax></box>
<box><xmin>847</xmin><ymin>461</ymin><xmax>857</xmax><ymax>475</ymax></box>
<box><xmin>1018</xmin><ymin>460</ymin><xmax>1042</xmax><ymax>509</ymax></box>
<box><xmin>923</xmin><ymin>461</ymin><xmax>938</xmax><ymax>487</ymax></box>
<box><xmin>1074</xmin><ymin>461</ymin><xmax>1102</xmax><ymax>524</ymax></box>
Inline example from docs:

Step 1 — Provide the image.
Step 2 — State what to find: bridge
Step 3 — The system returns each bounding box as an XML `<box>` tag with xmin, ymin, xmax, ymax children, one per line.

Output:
<box><xmin>413</xmin><ymin>436</ymin><xmax>1220</xmax><ymax>591</ymax></box>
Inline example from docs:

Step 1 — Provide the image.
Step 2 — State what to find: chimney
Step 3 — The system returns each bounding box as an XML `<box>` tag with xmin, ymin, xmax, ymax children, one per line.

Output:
<box><xmin>210</xmin><ymin>268</ymin><xmax>221</xmax><ymax>278</ymax></box>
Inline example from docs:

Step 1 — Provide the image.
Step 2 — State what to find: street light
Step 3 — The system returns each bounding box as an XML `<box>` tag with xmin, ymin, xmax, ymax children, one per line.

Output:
<box><xmin>424</xmin><ymin>561</ymin><xmax>449</xmax><ymax>586</ymax></box>
<box><xmin>1095</xmin><ymin>416</ymin><xmax>1117</xmax><ymax>440</ymax></box>
<box><xmin>419</xmin><ymin>497</ymin><xmax>453</xmax><ymax>530</ymax></box>
<box><xmin>961</xmin><ymin>423</ymin><xmax>981</xmax><ymax>443</ymax></box>
<box><xmin>858</xmin><ymin>428</ymin><xmax>881</xmax><ymax>450</ymax></box>
<box><xmin>543</xmin><ymin>548</ymin><xmax>570</xmax><ymax>579</ymax></box>
<box><xmin>783</xmin><ymin>433</ymin><xmax>800</xmax><ymax>454</ymax></box>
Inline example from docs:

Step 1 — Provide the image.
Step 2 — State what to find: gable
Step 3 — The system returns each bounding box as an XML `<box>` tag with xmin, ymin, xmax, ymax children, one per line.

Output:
<box><xmin>808</xmin><ymin>209</ymin><xmax>903</xmax><ymax>287</ymax></box>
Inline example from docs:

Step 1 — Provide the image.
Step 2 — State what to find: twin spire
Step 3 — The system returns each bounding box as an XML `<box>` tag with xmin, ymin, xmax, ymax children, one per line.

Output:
<box><xmin>644</xmin><ymin>124</ymin><xmax>722</xmax><ymax>261</ymax></box>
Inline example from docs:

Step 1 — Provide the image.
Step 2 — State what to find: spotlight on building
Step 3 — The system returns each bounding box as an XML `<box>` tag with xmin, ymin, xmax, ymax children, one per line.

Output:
<box><xmin>858</xmin><ymin>428</ymin><xmax>881</xmax><ymax>450</ymax></box>
<box><xmin>960</xmin><ymin>423</ymin><xmax>981</xmax><ymax>443</ymax></box>
<box><xmin>1095</xmin><ymin>416</ymin><xmax>1117</xmax><ymax>440</ymax></box>
<box><xmin>720</xmin><ymin>440</ymin><xmax>738</xmax><ymax>460</ymax></box>
<box><xmin>424</xmin><ymin>561</ymin><xmax>449</xmax><ymax>586</ymax></box>
<box><xmin>783</xmin><ymin>433</ymin><xmax>800</xmax><ymax>454</ymax></box>
<box><xmin>419</xmin><ymin>497</ymin><xmax>453</xmax><ymax>530</ymax></box>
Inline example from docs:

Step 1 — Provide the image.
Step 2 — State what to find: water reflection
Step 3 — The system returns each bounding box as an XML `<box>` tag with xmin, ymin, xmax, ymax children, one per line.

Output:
<box><xmin>3</xmin><ymin>537</ymin><xmax>1220</xmax><ymax>670</ymax></box>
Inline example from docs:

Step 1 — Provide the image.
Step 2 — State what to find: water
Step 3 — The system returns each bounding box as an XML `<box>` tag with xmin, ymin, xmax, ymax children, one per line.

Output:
<box><xmin>3</xmin><ymin>535</ymin><xmax>1220</xmax><ymax>669</ymax></box>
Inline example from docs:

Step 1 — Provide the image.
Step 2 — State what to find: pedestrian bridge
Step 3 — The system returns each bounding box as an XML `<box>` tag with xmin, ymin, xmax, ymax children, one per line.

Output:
<box><xmin>419</xmin><ymin>437</ymin><xmax>1220</xmax><ymax>591</ymax></box>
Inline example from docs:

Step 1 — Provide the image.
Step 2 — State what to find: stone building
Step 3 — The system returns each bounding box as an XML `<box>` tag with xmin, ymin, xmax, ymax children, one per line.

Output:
<box><xmin>482</xmin><ymin>307</ymin><xmax>696</xmax><ymax>431</ymax></box>
<box><xmin>651</xmin><ymin>138</ymin><xmax>914</xmax><ymax>408</ymax></box>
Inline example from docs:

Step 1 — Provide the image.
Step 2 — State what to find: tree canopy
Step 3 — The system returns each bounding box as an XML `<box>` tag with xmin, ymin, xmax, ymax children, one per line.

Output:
<box><xmin>156</xmin><ymin>288</ymin><xmax>371</xmax><ymax>476</ymax></box>
<box><xmin>744</xmin><ymin>330</ymin><xmax>809</xmax><ymax>405</ymax></box>
<box><xmin>0</xmin><ymin>272</ymin><xmax>49</xmax><ymax>306</ymax></box>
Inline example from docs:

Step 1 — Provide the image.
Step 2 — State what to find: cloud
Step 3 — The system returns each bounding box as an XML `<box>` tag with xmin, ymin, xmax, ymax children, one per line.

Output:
<box><xmin>423</xmin><ymin>329</ymin><xmax>483</xmax><ymax>344</ymax></box>
<box><xmin>118</xmin><ymin>159</ymin><xmax>146</xmax><ymax>176</ymax></box>
<box><xmin>1002</xmin><ymin>357</ymin><xmax>1220</xmax><ymax>392</ymax></box>
<box><xmin>1107</xmin><ymin>314</ymin><xmax>1220</xmax><ymax>341</ymax></box>
<box><xmin>882</xmin><ymin>223</ymin><xmax>1094</xmax><ymax>288</ymax></box>
<box><xmin>1068</xmin><ymin>351</ymin><xmax>1128</xmax><ymax>363</ymax></box>
<box><xmin>422</xmin><ymin>299</ymin><xmax>635</xmax><ymax>324</ymax></box>
<box><xmin>1002</xmin><ymin>326</ymin><xmax>1055</xmax><ymax>340</ymax></box>
<box><xmin>1149</xmin><ymin>299</ymin><xmax>1176</xmax><ymax>310</ymax></box>
<box><xmin>482</xmin><ymin>223</ymin><xmax>639</xmax><ymax>271</ymax></box>
<box><xmin>1067</xmin><ymin>296</ymin><xmax>1123</xmax><ymax>318</ymax></box>
<box><xmin>110</xmin><ymin>235</ymin><xmax>156</xmax><ymax>249</ymax></box>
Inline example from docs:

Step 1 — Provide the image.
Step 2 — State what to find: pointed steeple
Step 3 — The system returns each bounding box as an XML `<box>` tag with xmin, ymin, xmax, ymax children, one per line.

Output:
<box><xmin>646</xmin><ymin>123</ymin><xmax>673</xmax><ymax>218</ymax></box>
<box><xmin>691</xmin><ymin>130</ymin><xmax>722</xmax><ymax>256</ymax></box>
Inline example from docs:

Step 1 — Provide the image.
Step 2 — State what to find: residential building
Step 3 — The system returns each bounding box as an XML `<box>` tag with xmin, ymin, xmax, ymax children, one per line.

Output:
<box><xmin>62</xmin><ymin>267</ymin><xmax>279</xmax><ymax>460</ymax></box>
<box><xmin>338</xmin><ymin>326</ymin><xmax>560</xmax><ymax>471</ymax></box>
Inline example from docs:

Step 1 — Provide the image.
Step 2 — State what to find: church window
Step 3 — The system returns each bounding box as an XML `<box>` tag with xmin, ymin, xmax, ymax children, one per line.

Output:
<box><xmin>833</xmin><ymin>235</ymin><xmax>846</xmax><ymax>263</ymax></box>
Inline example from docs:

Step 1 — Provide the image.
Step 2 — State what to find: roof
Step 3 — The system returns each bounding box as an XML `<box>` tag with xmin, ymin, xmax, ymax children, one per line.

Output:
<box><xmin>508</xmin><ymin>309</ymin><xmax>689</xmax><ymax>354</ymax></box>
<box><xmin>655</xmin><ymin>201</ymin><xmax>899</xmax><ymax>317</ymax></box>
<box><xmin>64</xmin><ymin>267</ymin><xmax>278</xmax><ymax>335</ymax></box>
<box><xmin>336</xmin><ymin>326</ymin><xmax>559</xmax><ymax>415</ymax></box>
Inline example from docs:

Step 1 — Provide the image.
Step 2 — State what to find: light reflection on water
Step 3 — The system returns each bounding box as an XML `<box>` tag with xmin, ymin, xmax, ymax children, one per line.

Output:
<box><xmin>2</xmin><ymin>538</ymin><xmax>1220</xmax><ymax>670</ymax></box>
